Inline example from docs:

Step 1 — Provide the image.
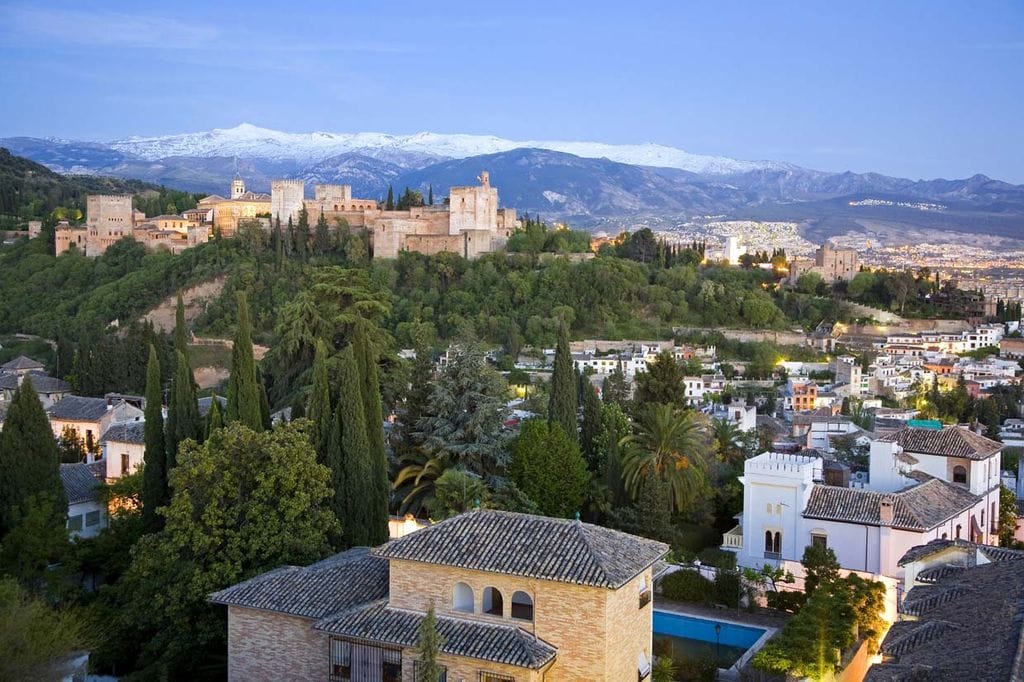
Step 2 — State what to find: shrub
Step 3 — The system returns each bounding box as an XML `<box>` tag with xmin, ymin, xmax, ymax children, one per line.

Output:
<box><xmin>766</xmin><ymin>590</ymin><xmax>805</xmax><ymax>614</ymax></box>
<box><xmin>697</xmin><ymin>547</ymin><xmax>737</xmax><ymax>569</ymax></box>
<box><xmin>713</xmin><ymin>569</ymin><xmax>742</xmax><ymax>608</ymax></box>
<box><xmin>661</xmin><ymin>569</ymin><xmax>713</xmax><ymax>604</ymax></box>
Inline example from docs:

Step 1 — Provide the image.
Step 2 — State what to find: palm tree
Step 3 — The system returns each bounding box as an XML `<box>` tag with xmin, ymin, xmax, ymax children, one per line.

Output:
<box><xmin>712</xmin><ymin>417</ymin><xmax>744</xmax><ymax>466</ymax></box>
<box><xmin>620</xmin><ymin>403</ymin><xmax>712</xmax><ymax>512</ymax></box>
<box><xmin>393</xmin><ymin>450</ymin><xmax>448</xmax><ymax>515</ymax></box>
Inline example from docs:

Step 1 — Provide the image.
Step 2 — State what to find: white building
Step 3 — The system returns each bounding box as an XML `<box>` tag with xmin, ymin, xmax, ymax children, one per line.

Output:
<box><xmin>101</xmin><ymin>421</ymin><xmax>146</xmax><ymax>480</ymax></box>
<box><xmin>724</xmin><ymin>425</ymin><xmax>1003</xmax><ymax>579</ymax></box>
<box><xmin>60</xmin><ymin>462</ymin><xmax>106</xmax><ymax>538</ymax></box>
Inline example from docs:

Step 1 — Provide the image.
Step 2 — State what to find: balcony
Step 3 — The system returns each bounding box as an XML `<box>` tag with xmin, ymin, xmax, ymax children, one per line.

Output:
<box><xmin>721</xmin><ymin>525</ymin><xmax>743</xmax><ymax>550</ymax></box>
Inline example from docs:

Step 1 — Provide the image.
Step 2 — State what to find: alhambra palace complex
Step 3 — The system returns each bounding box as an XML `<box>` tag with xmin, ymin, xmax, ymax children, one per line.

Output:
<box><xmin>55</xmin><ymin>173</ymin><xmax>518</xmax><ymax>259</ymax></box>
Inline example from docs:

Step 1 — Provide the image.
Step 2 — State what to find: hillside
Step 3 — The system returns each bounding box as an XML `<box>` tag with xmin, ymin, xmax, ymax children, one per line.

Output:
<box><xmin>0</xmin><ymin>147</ymin><xmax>161</xmax><ymax>219</ymax></box>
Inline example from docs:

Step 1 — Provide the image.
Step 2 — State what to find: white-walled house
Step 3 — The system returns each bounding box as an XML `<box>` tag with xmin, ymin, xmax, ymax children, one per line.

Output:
<box><xmin>60</xmin><ymin>462</ymin><xmax>106</xmax><ymax>538</ymax></box>
<box><xmin>723</xmin><ymin>425</ymin><xmax>1003</xmax><ymax>580</ymax></box>
<box><xmin>101</xmin><ymin>421</ymin><xmax>146</xmax><ymax>480</ymax></box>
<box><xmin>48</xmin><ymin>396</ymin><xmax>143</xmax><ymax>455</ymax></box>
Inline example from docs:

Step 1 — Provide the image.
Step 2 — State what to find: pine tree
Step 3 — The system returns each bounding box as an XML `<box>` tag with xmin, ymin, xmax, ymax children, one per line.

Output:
<box><xmin>548</xmin><ymin>322</ymin><xmax>578</xmax><ymax>442</ymax></box>
<box><xmin>226</xmin><ymin>291</ymin><xmax>263</xmax><ymax>431</ymax></box>
<box><xmin>385</xmin><ymin>185</ymin><xmax>394</xmax><ymax>211</ymax></box>
<box><xmin>166</xmin><ymin>349</ymin><xmax>201</xmax><ymax>470</ymax></box>
<box><xmin>0</xmin><ymin>377</ymin><xmax>66</xmax><ymax>536</ymax></box>
<box><xmin>205</xmin><ymin>397</ymin><xmax>225</xmax><ymax>438</ymax></box>
<box><xmin>331</xmin><ymin>345</ymin><xmax>373</xmax><ymax>547</ymax></box>
<box><xmin>307</xmin><ymin>339</ymin><xmax>333</xmax><ymax>463</ymax></box>
<box><xmin>141</xmin><ymin>345</ymin><xmax>168</xmax><ymax>531</ymax></box>
<box><xmin>353</xmin><ymin>322</ymin><xmax>389</xmax><ymax>544</ymax></box>
<box><xmin>580</xmin><ymin>381</ymin><xmax>604</xmax><ymax>469</ymax></box>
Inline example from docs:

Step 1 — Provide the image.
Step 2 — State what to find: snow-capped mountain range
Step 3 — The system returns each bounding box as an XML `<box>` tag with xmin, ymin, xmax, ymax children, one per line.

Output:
<box><xmin>108</xmin><ymin>123</ymin><xmax>787</xmax><ymax>176</ymax></box>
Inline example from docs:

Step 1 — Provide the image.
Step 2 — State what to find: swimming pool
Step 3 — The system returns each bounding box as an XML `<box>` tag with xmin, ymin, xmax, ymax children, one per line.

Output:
<box><xmin>653</xmin><ymin>610</ymin><xmax>768</xmax><ymax>669</ymax></box>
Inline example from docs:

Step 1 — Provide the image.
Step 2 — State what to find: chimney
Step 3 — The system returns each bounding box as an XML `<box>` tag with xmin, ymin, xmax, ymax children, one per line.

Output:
<box><xmin>879</xmin><ymin>496</ymin><xmax>895</xmax><ymax>526</ymax></box>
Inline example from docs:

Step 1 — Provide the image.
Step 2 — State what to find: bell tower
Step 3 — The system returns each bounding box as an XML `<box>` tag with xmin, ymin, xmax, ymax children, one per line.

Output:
<box><xmin>231</xmin><ymin>175</ymin><xmax>246</xmax><ymax>200</ymax></box>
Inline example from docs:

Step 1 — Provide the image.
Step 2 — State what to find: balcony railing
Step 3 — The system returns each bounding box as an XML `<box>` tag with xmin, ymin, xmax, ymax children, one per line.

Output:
<box><xmin>722</xmin><ymin>525</ymin><xmax>743</xmax><ymax>550</ymax></box>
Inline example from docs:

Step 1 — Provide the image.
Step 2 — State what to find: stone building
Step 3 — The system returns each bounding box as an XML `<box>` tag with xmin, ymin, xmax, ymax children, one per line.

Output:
<box><xmin>788</xmin><ymin>242</ymin><xmax>859</xmax><ymax>284</ymax></box>
<box><xmin>199</xmin><ymin>176</ymin><xmax>272</xmax><ymax>237</ymax></box>
<box><xmin>55</xmin><ymin>194</ymin><xmax>209</xmax><ymax>256</ymax></box>
<box><xmin>210</xmin><ymin>509</ymin><xmax>668</xmax><ymax>682</ymax></box>
<box><xmin>270</xmin><ymin>171</ymin><xmax>517</xmax><ymax>259</ymax></box>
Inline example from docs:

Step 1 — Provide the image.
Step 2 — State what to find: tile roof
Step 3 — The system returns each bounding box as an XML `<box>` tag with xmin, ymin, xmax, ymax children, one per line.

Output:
<box><xmin>374</xmin><ymin>509</ymin><xmax>668</xmax><ymax>589</ymax></box>
<box><xmin>878</xmin><ymin>426</ymin><xmax>1002</xmax><ymax>460</ymax></box>
<box><xmin>209</xmin><ymin>548</ymin><xmax>389</xmax><ymax>619</ymax></box>
<box><xmin>802</xmin><ymin>478</ymin><xmax>980</xmax><ymax>531</ymax></box>
<box><xmin>898</xmin><ymin>538</ymin><xmax>1024</xmax><ymax>566</ymax></box>
<box><xmin>0</xmin><ymin>373</ymin><xmax>71</xmax><ymax>394</ymax></box>
<box><xmin>867</xmin><ymin>560</ymin><xmax>1024</xmax><ymax>681</ymax></box>
<box><xmin>60</xmin><ymin>462</ymin><xmax>103</xmax><ymax>504</ymax></box>
<box><xmin>315</xmin><ymin>600</ymin><xmax>557</xmax><ymax>670</ymax></box>
<box><xmin>48</xmin><ymin>396</ymin><xmax>109</xmax><ymax>422</ymax></box>
<box><xmin>0</xmin><ymin>355</ymin><xmax>44</xmax><ymax>371</ymax></box>
<box><xmin>102</xmin><ymin>421</ymin><xmax>147</xmax><ymax>445</ymax></box>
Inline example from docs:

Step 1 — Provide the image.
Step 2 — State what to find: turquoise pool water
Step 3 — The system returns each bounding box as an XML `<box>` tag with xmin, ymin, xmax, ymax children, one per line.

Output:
<box><xmin>653</xmin><ymin>610</ymin><xmax>767</xmax><ymax>669</ymax></box>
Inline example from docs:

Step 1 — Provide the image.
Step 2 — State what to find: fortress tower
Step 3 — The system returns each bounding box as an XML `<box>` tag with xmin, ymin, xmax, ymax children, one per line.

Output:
<box><xmin>270</xmin><ymin>179</ymin><xmax>306</xmax><ymax>224</ymax></box>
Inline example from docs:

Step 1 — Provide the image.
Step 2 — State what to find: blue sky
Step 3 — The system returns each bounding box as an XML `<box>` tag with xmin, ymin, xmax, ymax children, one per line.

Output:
<box><xmin>1</xmin><ymin>0</ymin><xmax>1022</xmax><ymax>182</ymax></box>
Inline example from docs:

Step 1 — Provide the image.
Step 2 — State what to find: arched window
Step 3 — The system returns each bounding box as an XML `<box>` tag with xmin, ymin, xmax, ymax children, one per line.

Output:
<box><xmin>941</xmin><ymin>532</ymin><xmax>948</xmax><ymax>540</ymax></box>
<box><xmin>953</xmin><ymin>465</ymin><xmax>967</xmax><ymax>484</ymax></box>
<box><xmin>511</xmin><ymin>591</ymin><xmax>533</xmax><ymax>621</ymax></box>
<box><xmin>453</xmin><ymin>582</ymin><xmax>473</xmax><ymax>613</ymax></box>
<box><xmin>955</xmin><ymin>524</ymin><xmax>962</xmax><ymax>539</ymax></box>
<box><xmin>773</xmin><ymin>532</ymin><xmax>782</xmax><ymax>554</ymax></box>
<box><xmin>764</xmin><ymin>531</ymin><xmax>773</xmax><ymax>552</ymax></box>
<box><xmin>482</xmin><ymin>587</ymin><xmax>503</xmax><ymax>616</ymax></box>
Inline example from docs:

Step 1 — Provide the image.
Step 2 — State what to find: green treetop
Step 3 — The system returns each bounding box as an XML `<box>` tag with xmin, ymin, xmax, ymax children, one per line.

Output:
<box><xmin>0</xmin><ymin>377</ymin><xmax>65</xmax><ymax>536</ymax></box>
<box><xmin>330</xmin><ymin>345</ymin><xmax>375</xmax><ymax>548</ymax></box>
<box><xmin>353</xmin><ymin>321</ymin><xmax>390</xmax><ymax>545</ymax></box>
<box><xmin>509</xmin><ymin>419</ymin><xmax>589</xmax><ymax>518</ymax></box>
<box><xmin>165</xmin><ymin>349</ymin><xmax>201</xmax><ymax>470</ymax></box>
<box><xmin>548</xmin><ymin>322</ymin><xmax>578</xmax><ymax>442</ymax></box>
<box><xmin>226</xmin><ymin>290</ymin><xmax>263</xmax><ymax>431</ymax></box>
<box><xmin>141</xmin><ymin>345</ymin><xmax>168</xmax><ymax>531</ymax></box>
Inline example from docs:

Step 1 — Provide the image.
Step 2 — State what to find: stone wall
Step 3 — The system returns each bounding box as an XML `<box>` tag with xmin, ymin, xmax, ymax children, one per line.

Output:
<box><xmin>271</xmin><ymin>179</ymin><xmax>306</xmax><ymax>224</ymax></box>
<box><xmin>226</xmin><ymin>607</ymin><xmax>327</xmax><ymax>682</ymax></box>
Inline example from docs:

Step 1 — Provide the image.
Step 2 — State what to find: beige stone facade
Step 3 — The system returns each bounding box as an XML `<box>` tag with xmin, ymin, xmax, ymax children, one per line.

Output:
<box><xmin>789</xmin><ymin>242</ymin><xmax>859</xmax><ymax>284</ymax></box>
<box><xmin>388</xmin><ymin>558</ymin><xmax>653</xmax><ymax>681</ymax></box>
<box><xmin>227</xmin><ymin>608</ymin><xmax>327</xmax><ymax>682</ymax></box>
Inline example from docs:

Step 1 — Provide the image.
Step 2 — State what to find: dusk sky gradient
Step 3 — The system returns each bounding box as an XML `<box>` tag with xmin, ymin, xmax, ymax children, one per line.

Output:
<box><xmin>1</xmin><ymin>0</ymin><xmax>1022</xmax><ymax>182</ymax></box>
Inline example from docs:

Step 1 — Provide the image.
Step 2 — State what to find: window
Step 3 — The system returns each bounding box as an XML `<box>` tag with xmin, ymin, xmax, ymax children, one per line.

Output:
<box><xmin>414</xmin><ymin>662</ymin><xmax>447</xmax><ymax>681</ymax></box>
<box><xmin>67</xmin><ymin>515</ymin><xmax>83</xmax><ymax>532</ymax></box>
<box><xmin>953</xmin><ymin>465</ymin><xmax>967</xmax><ymax>484</ymax></box>
<box><xmin>479</xmin><ymin>673</ymin><xmax>515</xmax><ymax>682</ymax></box>
<box><xmin>956</xmin><ymin>524</ymin><xmax>962</xmax><ymax>539</ymax></box>
<box><xmin>941</xmin><ymin>532</ymin><xmax>948</xmax><ymax>540</ymax></box>
<box><xmin>511</xmin><ymin>590</ymin><xmax>534</xmax><ymax>620</ymax></box>
<box><xmin>483</xmin><ymin>586</ymin><xmax>503</xmax><ymax>616</ymax></box>
<box><xmin>85</xmin><ymin>510</ymin><xmax>101</xmax><ymax>527</ymax></box>
<box><xmin>382</xmin><ymin>648</ymin><xmax>402</xmax><ymax>682</ymax></box>
<box><xmin>453</xmin><ymin>582</ymin><xmax>474</xmax><ymax>613</ymax></box>
<box><xmin>121</xmin><ymin>453</ymin><xmax>130</xmax><ymax>477</ymax></box>
<box><xmin>330</xmin><ymin>639</ymin><xmax>351</xmax><ymax>681</ymax></box>
<box><xmin>811</xmin><ymin>534</ymin><xmax>827</xmax><ymax>549</ymax></box>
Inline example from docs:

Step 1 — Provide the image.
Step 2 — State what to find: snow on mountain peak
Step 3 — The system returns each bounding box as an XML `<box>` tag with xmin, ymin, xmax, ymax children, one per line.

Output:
<box><xmin>108</xmin><ymin>124</ymin><xmax>786</xmax><ymax>175</ymax></box>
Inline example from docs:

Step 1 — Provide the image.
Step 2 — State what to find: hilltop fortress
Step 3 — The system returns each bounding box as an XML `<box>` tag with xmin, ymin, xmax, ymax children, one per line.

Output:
<box><xmin>55</xmin><ymin>173</ymin><xmax>518</xmax><ymax>259</ymax></box>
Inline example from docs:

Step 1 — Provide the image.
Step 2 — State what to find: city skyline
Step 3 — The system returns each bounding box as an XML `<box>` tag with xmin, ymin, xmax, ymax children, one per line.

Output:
<box><xmin>1</xmin><ymin>1</ymin><xmax>1022</xmax><ymax>183</ymax></box>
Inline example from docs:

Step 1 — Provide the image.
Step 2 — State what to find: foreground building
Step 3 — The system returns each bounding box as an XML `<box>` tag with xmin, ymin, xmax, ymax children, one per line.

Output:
<box><xmin>211</xmin><ymin>509</ymin><xmax>667</xmax><ymax>682</ymax></box>
<box><xmin>865</xmin><ymin>540</ymin><xmax>1024</xmax><ymax>680</ymax></box>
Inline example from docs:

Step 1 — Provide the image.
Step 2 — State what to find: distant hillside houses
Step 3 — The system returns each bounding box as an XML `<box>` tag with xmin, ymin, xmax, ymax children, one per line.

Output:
<box><xmin>57</xmin><ymin>171</ymin><xmax>521</xmax><ymax>260</ymax></box>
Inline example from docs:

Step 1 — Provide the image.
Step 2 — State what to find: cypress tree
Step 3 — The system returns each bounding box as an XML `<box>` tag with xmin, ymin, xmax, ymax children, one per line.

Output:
<box><xmin>257</xmin><ymin>367</ymin><xmax>272</xmax><ymax>431</ymax></box>
<box><xmin>173</xmin><ymin>294</ymin><xmax>190</xmax><ymax>359</ymax></box>
<box><xmin>166</xmin><ymin>349</ymin><xmax>201</xmax><ymax>470</ymax></box>
<box><xmin>307</xmin><ymin>339</ymin><xmax>333</xmax><ymax>462</ymax></box>
<box><xmin>353</xmin><ymin>321</ymin><xmax>389</xmax><ymax>544</ymax></box>
<box><xmin>285</xmin><ymin>216</ymin><xmax>295</xmax><ymax>255</ymax></box>
<box><xmin>385</xmin><ymin>185</ymin><xmax>394</xmax><ymax>211</ymax></box>
<box><xmin>314</xmin><ymin>211</ymin><xmax>330</xmax><ymax>255</ymax></box>
<box><xmin>141</xmin><ymin>345</ymin><xmax>168</xmax><ymax>531</ymax></box>
<box><xmin>548</xmin><ymin>322</ymin><xmax>578</xmax><ymax>442</ymax></box>
<box><xmin>427</xmin><ymin>184</ymin><xmax>434</xmax><ymax>206</ymax></box>
<box><xmin>295</xmin><ymin>206</ymin><xmax>309</xmax><ymax>261</ymax></box>
<box><xmin>205</xmin><ymin>396</ymin><xmax>225</xmax><ymax>437</ymax></box>
<box><xmin>333</xmin><ymin>345</ymin><xmax>373</xmax><ymax>547</ymax></box>
<box><xmin>226</xmin><ymin>291</ymin><xmax>263</xmax><ymax>431</ymax></box>
<box><xmin>580</xmin><ymin>381</ymin><xmax>604</xmax><ymax>470</ymax></box>
<box><xmin>0</xmin><ymin>377</ymin><xmax>66</xmax><ymax>536</ymax></box>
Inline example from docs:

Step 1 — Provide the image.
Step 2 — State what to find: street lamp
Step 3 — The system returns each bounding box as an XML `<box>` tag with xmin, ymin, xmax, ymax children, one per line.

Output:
<box><xmin>714</xmin><ymin>623</ymin><xmax>722</xmax><ymax>666</ymax></box>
